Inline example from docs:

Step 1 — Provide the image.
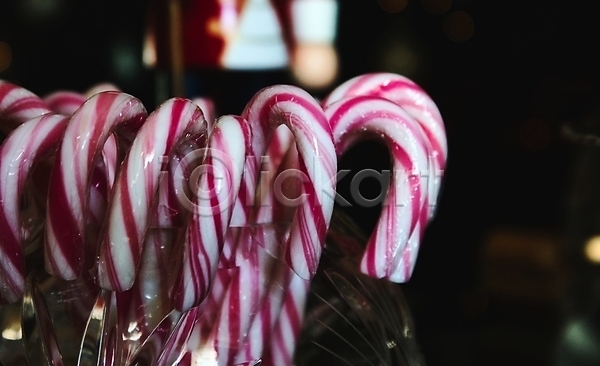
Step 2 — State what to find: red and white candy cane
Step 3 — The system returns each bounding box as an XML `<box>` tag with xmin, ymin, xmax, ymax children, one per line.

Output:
<box><xmin>238</xmin><ymin>84</ymin><xmax>337</xmax><ymax>280</ymax></box>
<box><xmin>0</xmin><ymin>114</ymin><xmax>69</xmax><ymax>304</ymax></box>
<box><xmin>325</xmin><ymin>95</ymin><xmax>429</xmax><ymax>282</ymax></box>
<box><xmin>260</xmin><ymin>273</ymin><xmax>310</xmax><ymax>366</ymax></box>
<box><xmin>43</xmin><ymin>91</ymin><xmax>87</xmax><ymax>116</ymax></box>
<box><xmin>45</xmin><ymin>92</ymin><xmax>148</xmax><ymax>280</ymax></box>
<box><xmin>170</xmin><ymin>115</ymin><xmax>252</xmax><ymax>312</ymax></box>
<box><xmin>322</xmin><ymin>72</ymin><xmax>447</xmax><ymax>218</ymax></box>
<box><xmin>0</xmin><ymin>80</ymin><xmax>51</xmax><ymax>134</ymax></box>
<box><xmin>97</xmin><ymin>98</ymin><xmax>206</xmax><ymax>292</ymax></box>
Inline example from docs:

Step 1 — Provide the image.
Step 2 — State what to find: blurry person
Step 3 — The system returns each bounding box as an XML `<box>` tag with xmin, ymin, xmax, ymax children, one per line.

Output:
<box><xmin>143</xmin><ymin>0</ymin><xmax>338</xmax><ymax>113</ymax></box>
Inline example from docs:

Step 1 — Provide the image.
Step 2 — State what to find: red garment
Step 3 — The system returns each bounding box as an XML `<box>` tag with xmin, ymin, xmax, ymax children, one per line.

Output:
<box><xmin>145</xmin><ymin>0</ymin><xmax>295</xmax><ymax>70</ymax></box>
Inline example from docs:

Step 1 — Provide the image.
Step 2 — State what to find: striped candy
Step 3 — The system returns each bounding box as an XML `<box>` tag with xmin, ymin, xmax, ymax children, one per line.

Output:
<box><xmin>322</xmin><ymin>72</ymin><xmax>447</xmax><ymax>218</ymax></box>
<box><xmin>239</xmin><ymin>85</ymin><xmax>337</xmax><ymax>280</ymax></box>
<box><xmin>0</xmin><ymin>80</ymin><xmax>51</xmax><ymax>135</ymax></box>
<box><xmin>43</xmin><ymin>91</ymin><xmax>87</xmax><ymax>116</ymax></box>
<box><xmin>325</xmin><ymin>96</ymin><xmax>429</xmax><ymax>282</ymax></box>
<box><xmin>45</xmin><ymin>92</ymin><xmax>148</xmax><ymax>280</ymax></box>
<box><xmin>0</xmin><ymin>114</ymin><xmax>69</xmax><ymax>303</ymax></box>
<box><xmin>170</xmin><ymin>115</ymin><xmax>251</xmax><ymax>312</ymax></box>
<box><xmin>97</xmin><ymin>98</ymin><xmax>206</xmax><ymax>292</ymax></box>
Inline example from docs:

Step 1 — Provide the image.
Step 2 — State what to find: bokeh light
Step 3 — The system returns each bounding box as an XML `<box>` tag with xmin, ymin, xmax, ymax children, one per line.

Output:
<box><xmin>378</xmin><ymin>0</ymin><xmax>408</xmax><ymax>13</ymax></box>
<box><xmin>443</xmin><ymin>11</ymin><xmax>475</xmax><ymax>42</ymax></box>
<box><xmin>292</xmin><ymin>44</ymin><xmax>338</xmax><ymax>90</ymax></box>
<box><xmin>379</xmin><ymin>41</ymin><xmax>420</xmax><ymax>78</ymax></box>
<box><xmin>584</xmin><ymin>236</ymin><xmax>600</xmax><ymax>263</ymax></box>
<box><xmin>421</xmin><ymin>0</ymin><xmax>452</xmax><ymax>15</ymax></box>
<box><xmin>0</xmin><ymin>42</ymin><xmax>12</xmax><ymax>73</ymax></box>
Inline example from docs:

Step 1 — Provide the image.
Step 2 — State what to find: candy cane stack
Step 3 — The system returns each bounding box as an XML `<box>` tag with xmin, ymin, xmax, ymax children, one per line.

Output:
<box><xmin>0</xmin><ymin>72</ymin><xmax>446</xmax><ymax>365</ymax></box>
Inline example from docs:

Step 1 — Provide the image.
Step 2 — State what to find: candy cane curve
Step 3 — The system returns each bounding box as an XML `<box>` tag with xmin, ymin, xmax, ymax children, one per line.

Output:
<box><xmin>97</xmin><ymin>98</ymin><xmax>206</xmax><ymax>292</ymax></box>
<box><xmin>239</xmin><ymin>84</ymin><xmax>337</xmax><ymax>280</ymax></box>
<box><xmin>0</xmin><ymin>80</ymin><xmax>51</xmax><ymax>134</ymax></box>
<box><xmin>170</xmin><ymin>115</ymin><xmax>252</xmax><ymax>312</ymax></box>
<box><xmin>322</xmin><ymin>72</ymin><xmax>447</xmax><ymax>218</ymax></box>
<box><xmin>43</xmin><ymin>91</ymin><xmax>87</xmax><ymax>116</ymax></box>
<box><xmin>45</xmin><ymin>91</ymin><xmax>148</xmax><ymax>280</ymax></box>
<box><xmin>325</xmin><ymin>95</ymin><xmax>429</xmax><ymax>281</ymax></box>
<box><xmin>42</xmin><ymin>88</ymin><xmax>122</xmax><ymax>233</ymax></box>
<box><xmin>0</xmin><ymin>114</ymin><xmax>69</xmax><ymax>304</ymax></box>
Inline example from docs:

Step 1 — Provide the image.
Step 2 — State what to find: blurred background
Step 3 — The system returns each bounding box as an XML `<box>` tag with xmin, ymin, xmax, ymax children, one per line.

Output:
<box><xmin>2</xmin><ymin>0</ymin><xmax>600</xmax><ymax>365</ymax></box>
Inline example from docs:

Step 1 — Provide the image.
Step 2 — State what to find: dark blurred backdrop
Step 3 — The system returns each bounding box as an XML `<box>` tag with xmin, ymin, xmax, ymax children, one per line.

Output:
<box><xmin>2</xmin><ymin>0</ymin><xmax>600</xmax><ymax>365</ymax></box>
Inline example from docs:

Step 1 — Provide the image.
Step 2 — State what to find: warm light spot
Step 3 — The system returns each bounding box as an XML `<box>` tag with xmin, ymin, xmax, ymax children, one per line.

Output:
<box><xmin>0</xmin><ymin>41</ymin><xmax>12</xmax><ymax>73</ymax></box>
<box><xmin>443</xmin><ymin>11</ymin><xmax>474</xmax><ymax>42</ymax></box>
<box><xmin>1</xmin><ymin>317</ymin><xmax>21</xmax><ymax>340</ymax></box>
<box><xmin>421</xmin><ymin>0</ymin><xmax>452</xmax><ymax>15</ymax></box>
<box><xmin>142</xmin><ymin>33</ymin><xmax>157</xmax><ymax>68</ymax></box>
<box><xmin>207</xmin><ymin>18</ymin><xmax>222</xmax><ymax>37</ymax></box>
<box><xmin>585</xmin><ymin>236</ymin><xmax>600</xmax><ymax>263</ymax></box>
<box><xmin>292</xmin><ymin>44</ymin><xmax>338</xmax><ymax>90</ymax></box>
<box><xmin>378</xmin><ymin>0</ymin><xmax>408</xmax><ymax>13</ymax></box>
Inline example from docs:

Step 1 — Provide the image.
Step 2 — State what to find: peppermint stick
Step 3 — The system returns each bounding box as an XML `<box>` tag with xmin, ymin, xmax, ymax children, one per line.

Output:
<box><xmin>322</xmin><ymin>72</ymin><xmax>446</xmax><ymax>218</ymax></box>
<box><xmin>170</xmin><ymin>115</ymin><xmax>251</xmax><ymax>311</ymax></box>
<box><xmin>97</xmin><ymin>98</ymin><xmax>206</xmax><ymax>292</ymax></box>
<box><xmin>325</xmin><ymin>96</ymin><xmax>429</xmax><ymax>281</ymax></box>
<box><xmin>0</xmin><ymin>114</ymin><xmax>68</xmax><ymax>303</ymax></box>
<box><xmin>240</xmin><ymin>85</ymin><xmax>336</xmax><ymax>280</ymax></box>
<box><xmin>45</xmin><ymin>92</ymin><xmax>147</xmax><ymax>280</ymax></box>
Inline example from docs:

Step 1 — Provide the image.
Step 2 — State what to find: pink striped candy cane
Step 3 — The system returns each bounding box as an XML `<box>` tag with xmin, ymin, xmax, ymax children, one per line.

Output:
<box><xmin>97</xmin><ymin>98</ymin><xmax>206</xmax><ymax>292</ymax></box>
<box><xmin>43</xmin><ymin>91</ymin><xmax>87</xmax><ymax>116</ymax></box>
<box><xmin>322</xmin><ymin>72</ymin><xmax>447</xmax><ymax>218</ymax></box>
<box><xmin>260</xmin><ymin>273</ymin><xmax>310</xmax><ymax>366</ymax></box>
<box><xmin>45</xmin><ymin>92</ymin><xmax>148</xmax><ymax>280</ymax></box>
<box><xmin>0</xmin><ymin>80</ymin><xmax>51</xmax><ymax>134</ymax></box>
<box><xmin>0</xmin><ymin>114</ymin><xmax>69</xmax><ymax>304</ymax></box>
<box><xmin>42</xmin><ymin>88</ymin><xmax>122</xmax><ymax>234</ymax></box>
<box><xmin>239</xmin><ymin>84</ymin><xmax>337</xmax><ymax>280</ymax></box>
<box><xmin>170</xmin><ymin>115</ymin><xmax>252</xmax><ymax>312</ymax></box>
<box><xmin>325</xmin><ymin>95</ymin><xmax>429</xmax><ymax>282</ymax></box>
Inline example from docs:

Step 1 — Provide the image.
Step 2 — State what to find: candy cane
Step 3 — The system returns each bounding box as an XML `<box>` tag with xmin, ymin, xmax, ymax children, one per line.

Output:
<box><xmin>45</xmin><ymin>92</ymin><xmax>148</xmax><ymax>280</ymax></box>
<box><xmin>0</xmin><ymin>80</ymin><xmax>51</xmax><ymax>134</ymax></box>
<box><xmin>260</xmin><ymin>273</ymin><xmax>310</xmax><ymax>366</ymax></box>
<box><xmin>0</xmin><ymin>114</ymin><xmax>69</xmax><ymax>303</ymax></box>
<box><xmin>43</xmin><ymin>91</ymin><xmax>87</xmax><ymax>116</ymax></box>
<box><xmin>97</xmin><ymin>98</ymin><xmax>206</xmax><ymax>292</ymax></box>
<box><xmin>170</xmin><ymin>115</ymin><xmax>251</xmax><ymax>312</ymax></box>
<box><xmin>325</xmin><ymin>95</ymin><xmax>429</xmax><ymax>281</ymax></box>
<box><xmin>322</xmin><ymin>72</ymin><xmax>446</xmax><ymax>218</ymax></box>
<box><xmin>239</xmin><ymin>84</ymin><xmax>336</xmax><ymax>280</ymax></box>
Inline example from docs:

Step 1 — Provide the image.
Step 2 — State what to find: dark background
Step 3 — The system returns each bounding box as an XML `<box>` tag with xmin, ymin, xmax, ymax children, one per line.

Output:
<box><xmin>2</xmin><ymin>0</ymin><xmax>600</xmax><ymax>365</ymax></box>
